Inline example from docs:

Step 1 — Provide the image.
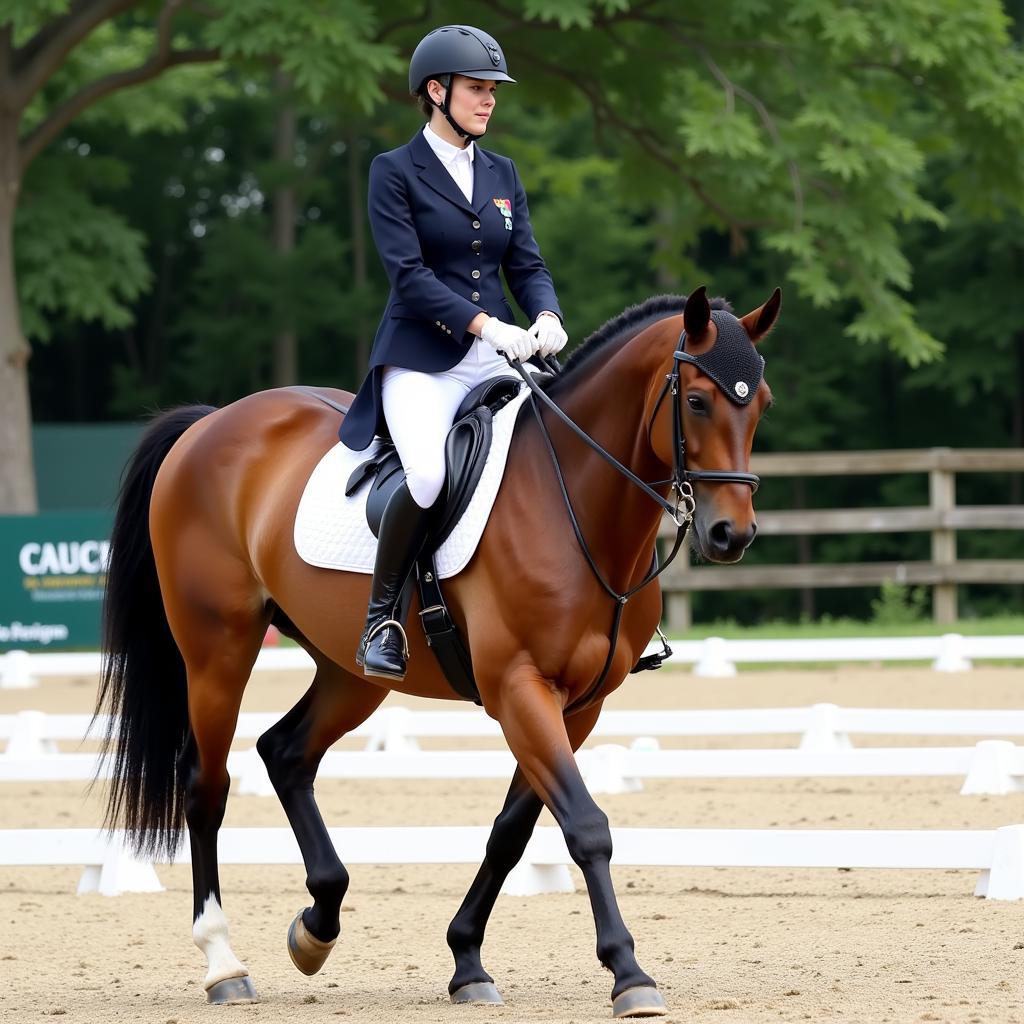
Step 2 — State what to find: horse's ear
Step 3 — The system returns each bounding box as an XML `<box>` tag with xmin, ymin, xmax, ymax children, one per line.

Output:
<box><xmin>683</xmin><ymin>285</ymin><xmax>711</xmax><ymax>343</ymax></box>
<box><xmin>739</xmin><ymin>287</ymin><xmax>782</xmax><ymax>345</ymax></box>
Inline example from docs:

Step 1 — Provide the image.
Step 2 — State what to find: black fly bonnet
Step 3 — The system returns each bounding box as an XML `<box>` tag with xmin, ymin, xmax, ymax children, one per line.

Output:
<box><xmin>677</xmin><ymin>308</ymin><xmax>765</xmax><ymax>406</ymax></box>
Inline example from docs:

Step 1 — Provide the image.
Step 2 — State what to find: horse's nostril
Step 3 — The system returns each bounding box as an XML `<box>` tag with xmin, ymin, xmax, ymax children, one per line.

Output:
<box><xmin>709</xmin><ymin>520</ymin><xmax>732</xmax><ymax>549</ymax></box>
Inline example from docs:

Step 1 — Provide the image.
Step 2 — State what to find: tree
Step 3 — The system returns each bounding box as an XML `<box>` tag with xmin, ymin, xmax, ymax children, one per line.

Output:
<box><xmin>6</xmin><ymin>0</ymin><xmax>1024</xmax><ymax>519</ymax></box>
<box><xmin>0</xmin><ymin>0</ymin><xmax>397</xmax><ymax>511</ymax></box>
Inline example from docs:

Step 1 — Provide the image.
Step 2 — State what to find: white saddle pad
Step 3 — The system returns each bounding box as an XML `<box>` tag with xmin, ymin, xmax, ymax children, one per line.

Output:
<box><xmin>294</xmin><ymin>388</ymin><xmax>530</xmax><ymax>579</ymax></box>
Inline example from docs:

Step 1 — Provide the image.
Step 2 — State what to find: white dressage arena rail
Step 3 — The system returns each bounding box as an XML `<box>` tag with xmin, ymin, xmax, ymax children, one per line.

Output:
<box><xmin>9</xmin><ymin>702</ymin><xmax>1024</xmax><ymax>756</ymax></box>
<box><xmin>8</xmin><ymin>704</ymin><xmax>1024</xmax><ymax>794</ymax></box>
<box><xmin>2</xmin><ymin>740</ymin><xmax>1023</xmax><ymax>796</ymax></box>
<box><xmin>5</xmin><ymin>824</ymin><xmax>1024</xmax><ymax>900</ymax></box>
<box><xmin>2</xmin><ymin>632</ymin><xmax>1021</xmax><ymax>688</ymax></box>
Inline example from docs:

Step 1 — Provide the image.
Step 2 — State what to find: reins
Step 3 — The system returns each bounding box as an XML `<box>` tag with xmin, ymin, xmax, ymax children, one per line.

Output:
<box><xmin>507</xmin><ymin>338</ymin><xmax>759</xmax><ymax>713</ymax></box>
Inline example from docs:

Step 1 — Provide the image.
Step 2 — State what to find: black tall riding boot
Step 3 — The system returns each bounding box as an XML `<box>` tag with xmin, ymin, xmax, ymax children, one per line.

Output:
<box><xmin>356</xmin><ymin>482</ymin><xmax>431</xmax><ymax>680</ymax></box>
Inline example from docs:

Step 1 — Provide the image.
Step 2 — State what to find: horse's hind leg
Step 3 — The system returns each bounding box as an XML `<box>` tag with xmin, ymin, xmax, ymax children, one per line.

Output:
<box><xmin>446</xmin><ymin>704</ymin><xmax>603</xmax><ymax>1005</ymax></box>
<box><xmin>256</xmin><ymin>653</ymin><xmax>388</xmax><ymax>977</ymax></box>
<box><xmin>170</xmin><ymin>584</ymin><xmax>268</xmax><ymax>1003</ymax></box>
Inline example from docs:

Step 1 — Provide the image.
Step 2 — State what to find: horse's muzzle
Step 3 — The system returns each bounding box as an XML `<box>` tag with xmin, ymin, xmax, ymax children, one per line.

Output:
<box><xmin>701</xmin><ymin>517</ymin><xmax>757</xmax><ymax>563</ymax></box>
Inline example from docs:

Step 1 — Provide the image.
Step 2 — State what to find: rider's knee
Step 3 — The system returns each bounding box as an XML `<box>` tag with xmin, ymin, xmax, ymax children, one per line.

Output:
<box><xmin>404</xmin><ymin>461</ymin><xmax>445</xmax><ymax>508</ymax></box>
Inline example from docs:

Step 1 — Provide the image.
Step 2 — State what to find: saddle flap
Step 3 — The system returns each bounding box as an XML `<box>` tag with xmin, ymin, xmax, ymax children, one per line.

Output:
<box><xmin>433</xmin><ymin>408</ymin><xmax>494</xmax><ymax>547</ymax></box>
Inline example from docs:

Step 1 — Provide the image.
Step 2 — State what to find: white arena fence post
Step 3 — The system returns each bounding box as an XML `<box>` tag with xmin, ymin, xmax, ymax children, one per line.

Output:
<box><xmin>501</xmin><ymin>830</ymin><xmax>575</xmax><ymax>896</ymax></box>
<box><xmin>975</xmin><ymin>825</ymin><xmax>1024</xmax><ymax>900</ymax></box>
<box><xmin>581</xmin><ymin>744</ymin><xmax>643</xmax><ymax>796</ymax></box>
<box><xmin>933</xmin><ymin>632</ymin><xmax>972</xmax><ymax>673</ymax></box>
<box><xmin>692</xmin><ymin>636</ymin><xmax>736</xmax><ymax>677</ymax></box>
<box><xmin>960</xmin><ymin>741</ymin><xmax>1024</xmax><ymax>796</ymax></box>
<box><xmin>798</xmin><ymin>703</ymin><xmax>852</xmax><ymax>751</ymax></box>
<box><xmin>0</xmin><ymin>650</ymin><xmax>36</xmax><ymax>689</ymax></box>
<box><xmin>364</xmin><ymin>706</ymin><xmax>420</xmax><ymax>753</ymax></box>
<box><xmin>232</xmin><ymin>747</ymin><xmax>275</xmax><ymax>797</ymax></box>
<box><xmin>4</xmin><ymin>710</ymin><xmax>59</xmax><ymax>757</ymax></box>
<box><xmin>77</xmin><ymin>836</ymin><xmax>165</xmax><ymax>897</ymax></box>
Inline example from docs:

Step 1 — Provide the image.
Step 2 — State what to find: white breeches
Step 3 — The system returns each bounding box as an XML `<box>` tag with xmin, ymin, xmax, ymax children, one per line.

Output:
<box><xmin>381</xmin><ymin>341</ymin><xmax>522</xmax><ymax>509</ymax></box>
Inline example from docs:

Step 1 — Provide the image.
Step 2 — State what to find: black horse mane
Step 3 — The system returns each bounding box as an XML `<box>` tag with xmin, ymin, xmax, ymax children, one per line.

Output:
<box><xmin>546</xmin><ymin>293</ymin><xmax>733</xmax><ymax>393</ymax></box>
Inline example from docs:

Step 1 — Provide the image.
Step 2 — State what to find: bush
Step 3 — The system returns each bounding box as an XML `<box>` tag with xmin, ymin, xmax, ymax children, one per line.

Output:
<box><xmin>870</xmin><ymin>581</ymin><xmax>928</xmax><ymax>626</ymax></box>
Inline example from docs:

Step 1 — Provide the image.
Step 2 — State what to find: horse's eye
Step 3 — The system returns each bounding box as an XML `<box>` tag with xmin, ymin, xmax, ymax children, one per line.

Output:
<box><xmin>686</xmin><ymin>395</ymin><xmax>707</xmax><ymax>415</ymax></box>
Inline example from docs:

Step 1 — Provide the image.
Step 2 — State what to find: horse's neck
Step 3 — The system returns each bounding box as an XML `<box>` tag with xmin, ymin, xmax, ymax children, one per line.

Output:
<box><xmin>546</xmin><ymin>335</ymin><xmax>672</xmax><ymax>591</ymax></box>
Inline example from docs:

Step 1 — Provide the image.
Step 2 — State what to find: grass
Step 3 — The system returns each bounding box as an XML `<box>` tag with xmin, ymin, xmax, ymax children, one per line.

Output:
<box><xmin>672</xmin><ymin>615</ymin><xmax>1024</xmax><ymax>642</ymax></box>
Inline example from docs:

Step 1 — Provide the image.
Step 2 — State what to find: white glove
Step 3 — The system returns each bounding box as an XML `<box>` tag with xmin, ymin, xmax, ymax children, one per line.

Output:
<box><xmin>528</xmin><ymin>312</ymin><xmax>568</xmax><ymax>358</ymax></box>
<box><xmin>480</xmin><ymin>316</ymin><xmax>536</xmax><ymax>362</ymax></box>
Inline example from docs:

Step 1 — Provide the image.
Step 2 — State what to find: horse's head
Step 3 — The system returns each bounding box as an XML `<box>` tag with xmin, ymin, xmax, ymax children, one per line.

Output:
<box><xmin>649</xmin><ymin>285</ymin><xmax>780</xmax><ymax>564</ymax></box>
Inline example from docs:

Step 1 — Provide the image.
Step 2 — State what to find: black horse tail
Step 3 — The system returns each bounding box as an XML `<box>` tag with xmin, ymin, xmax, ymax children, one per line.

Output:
<box><xmin>95</xmin><ymin>405</ymin><xmax>216</xmax><ymax>859</ymax></box>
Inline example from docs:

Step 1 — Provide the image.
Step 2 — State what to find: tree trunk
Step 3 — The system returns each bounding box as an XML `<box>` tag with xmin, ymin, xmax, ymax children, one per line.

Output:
<box><xmin>271</xmin><ymin>70</ymin><xmax>297</xmax><ymax>386</ymax></box>
<box><xmin>348</xmin><ymin>129</ymin><xmax>369</xmax><ymax>379</ymax></box>
<box><xmin>0</xmin><ymin>112</ymin><xmax>37</xmax><ymax>513</ymax></box>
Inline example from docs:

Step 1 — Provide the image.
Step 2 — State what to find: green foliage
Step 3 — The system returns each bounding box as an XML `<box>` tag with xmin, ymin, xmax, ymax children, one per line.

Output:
<box><xmin>869</xmin><ymin>581</ymin><xmax>930</xmax><ymax>626</ymax></box>
<box><xmin>20</xmin><ymin>23</ymin><xmax>230</xmax><ymax>138</ymax></box>
<box><xmin>0</xmin><ymin>0</ymin><xmax>70</xmax><ymax>40</ymax></box>
<box><xmin>15</xmin><ymin>151</ymin><xmax>150</xmax><ymax>342</ymax></box>
<box><xmin>523</xmin><ymin>0</ymin><xmax>631</xmax><ymax>29</ymax></box>
<box><xmin>170</xmin><ymin>216</ymin><xmax>349</xmax><ymax>404</ymax></box>
<box><xmin>200</xmin><ymin>0</ymin><xmax>401</xmax><ymax>107</ymax></box>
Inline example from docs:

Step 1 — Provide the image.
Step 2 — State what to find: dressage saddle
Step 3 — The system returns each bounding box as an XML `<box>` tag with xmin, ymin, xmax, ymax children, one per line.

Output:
<box><xmin>343</xmin><ymin>376</ymin><xmax>526</xmax><ymax>703</ymax></box>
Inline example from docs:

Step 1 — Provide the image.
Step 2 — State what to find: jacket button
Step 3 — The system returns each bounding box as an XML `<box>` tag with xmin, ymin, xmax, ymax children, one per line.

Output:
<box><xmin>472</xmin><ymin>220</ymin><xmax>481</xmax><ymax>229</ymax></box>
<box><xmin>471</xmin><ymin>240</ymin><xmax>482</xmax><ymax>252</ymax></box>
<box><xmin>471</xmin><ymin>270</ymin><xmax>480</xmax><ymax>279</ymax></box>
<box><xmin>471</xmin><ymin>291</ymin><xmax>480</xmax><ymax>302</ymax></box>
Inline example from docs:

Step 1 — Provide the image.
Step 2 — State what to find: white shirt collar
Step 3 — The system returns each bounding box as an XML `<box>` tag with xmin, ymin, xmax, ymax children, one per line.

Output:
<box><xmin>423</xmin><ymin>123</ymin><xmax>475</xmax><ymax>166</ymax></box>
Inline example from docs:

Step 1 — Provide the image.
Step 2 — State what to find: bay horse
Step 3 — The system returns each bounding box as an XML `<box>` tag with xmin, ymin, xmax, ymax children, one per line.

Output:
<box><xmin>97</xmin><ymin>284</ymin><xmax>779</xmax><ymax>1017</ymax></box>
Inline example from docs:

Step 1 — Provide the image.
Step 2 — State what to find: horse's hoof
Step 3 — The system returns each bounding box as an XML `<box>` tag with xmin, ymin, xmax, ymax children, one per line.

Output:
<box><xmin>451</xmin><ymin>981</ymin><xmax>504</xmax><ymax>1005</ymax></box>
<box><xmin>287</xmin><ymin>909</ymin><xmax>337</xmax><ymax>976</ymax></box>
<box><xmin>206</xmin><ymin>975</ymin><xmax>259</xmax><ymax>1004</ymax></box>
<box><xmin>612</xmin><ymin>986</ymin><xmax>668</xmax><ymax>1018</ymax></box>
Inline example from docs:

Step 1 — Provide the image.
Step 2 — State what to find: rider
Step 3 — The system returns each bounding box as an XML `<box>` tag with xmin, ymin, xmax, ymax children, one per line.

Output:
<box><xmin>340</xmin><ymin>24</ymin><xmax>568</xmax><ymax>681</ymax></box>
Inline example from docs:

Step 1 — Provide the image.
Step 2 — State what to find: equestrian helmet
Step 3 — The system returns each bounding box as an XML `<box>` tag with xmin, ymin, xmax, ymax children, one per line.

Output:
<box><xmin>408</xmin><ymin>25</ymin><xmax>516</xmax><ymax>94</ymax></box>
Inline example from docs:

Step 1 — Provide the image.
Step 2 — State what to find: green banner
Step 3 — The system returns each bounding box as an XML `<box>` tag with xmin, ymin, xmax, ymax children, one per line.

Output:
<box><xmin>0</xmin><ymin>511</ymin><xmax>113</xmax><ymax>650</ymax></box>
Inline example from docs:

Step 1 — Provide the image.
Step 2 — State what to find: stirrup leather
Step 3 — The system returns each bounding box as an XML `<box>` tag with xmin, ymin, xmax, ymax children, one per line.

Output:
<box><xmin>364</xmin><ymin>618</ymin><xmax>410</xmax><ymax>660</ymax></box>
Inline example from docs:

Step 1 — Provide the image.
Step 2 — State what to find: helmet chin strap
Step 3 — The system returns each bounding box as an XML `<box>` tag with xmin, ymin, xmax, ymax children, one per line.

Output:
<box><xmin>430</xmin><ymin>78</ymin><xmax>482</xmax><ymax>144</ymax></box>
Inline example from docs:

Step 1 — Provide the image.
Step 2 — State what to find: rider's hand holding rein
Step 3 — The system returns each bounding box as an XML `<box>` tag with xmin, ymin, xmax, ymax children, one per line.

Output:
<box><xmin>528</xmin><ymin>311</ymin><xmax>568</xmax><ymax>358</ymax></box>
<box><xmin>480</xmin><ymin>315</ymin><xmax>537</xmax><ymax>362</ymax></box>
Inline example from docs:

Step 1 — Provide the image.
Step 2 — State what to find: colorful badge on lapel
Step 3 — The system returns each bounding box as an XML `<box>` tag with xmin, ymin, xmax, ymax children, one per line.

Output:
<box><xmin>493</xmin><ymin>197</ymin><xmax>513</xmax><ymax>231</ymax></box>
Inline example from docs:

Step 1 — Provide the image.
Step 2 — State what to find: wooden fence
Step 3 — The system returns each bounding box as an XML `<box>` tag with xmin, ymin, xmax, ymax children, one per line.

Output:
<box><xmin>661</xmin><ymin>448</ymin><xmax>1024</xmax><ymax>629</ymax></box>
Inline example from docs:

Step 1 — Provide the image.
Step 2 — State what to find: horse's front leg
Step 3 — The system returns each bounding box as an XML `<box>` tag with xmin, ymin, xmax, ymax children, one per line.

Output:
<box><xmin>495</xmin><ymin>671</ymin><xmax>666</xmax><ymax>1018</ymax></box>
<box><xmin>446</xmin><ymin>703</ymin><xmax>603</xmax><ymax>1004</ymax></box>
<box><xmin>256</xmin><ymin>658</ymin><xmax>388</xmax><ymax>976</ymax></box>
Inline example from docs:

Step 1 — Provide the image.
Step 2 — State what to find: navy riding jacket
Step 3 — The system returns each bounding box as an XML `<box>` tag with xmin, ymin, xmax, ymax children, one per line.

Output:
<box><xmin>339</xmin><ymin>129</ymin><xmax>562</xmax><ymax>451</ymax></box>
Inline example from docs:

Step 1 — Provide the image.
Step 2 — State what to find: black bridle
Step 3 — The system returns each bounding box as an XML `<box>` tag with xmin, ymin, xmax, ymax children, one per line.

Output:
<box><xmin>507</xmin><ymin>339</ymin><xmax>760</xmax><ymax>712</ymax></box>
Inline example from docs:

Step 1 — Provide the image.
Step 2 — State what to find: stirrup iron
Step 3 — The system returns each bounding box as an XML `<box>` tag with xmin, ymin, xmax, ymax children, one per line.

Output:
<box><xmin>365</xmin><ymin>617</ymin><xmax>410</xmax><ymax>660</ymax></box>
